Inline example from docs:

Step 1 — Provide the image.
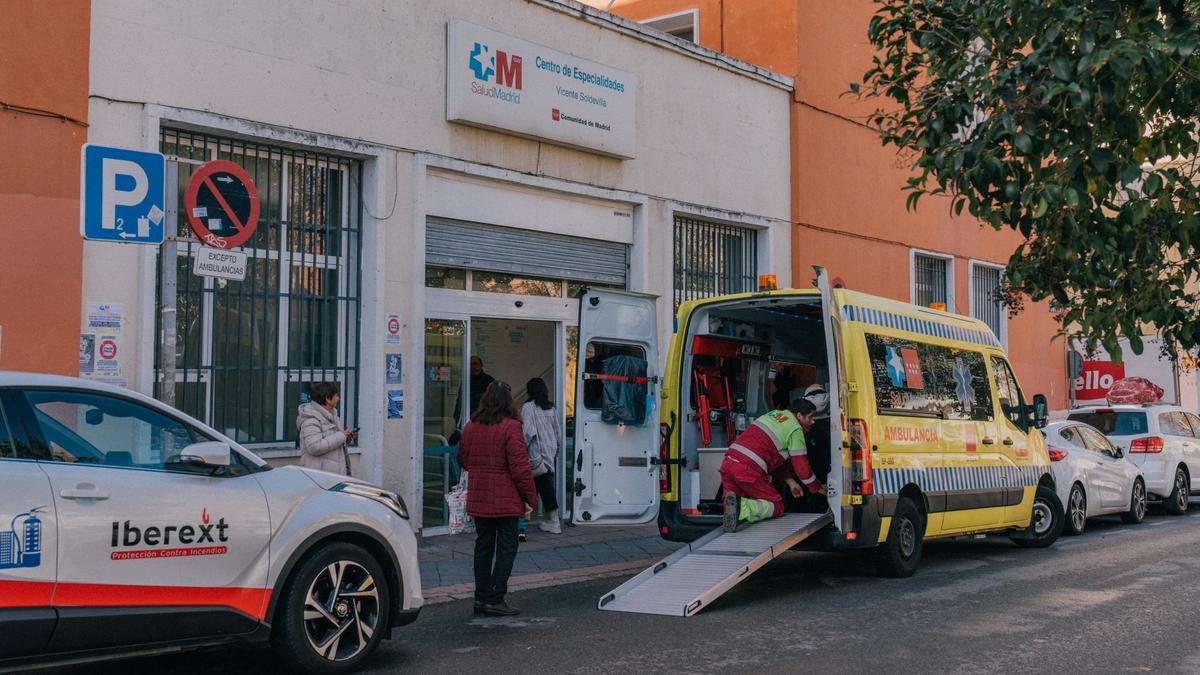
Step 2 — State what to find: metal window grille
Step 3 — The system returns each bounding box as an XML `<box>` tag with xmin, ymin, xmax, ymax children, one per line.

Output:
<box><xmin>155</xmin><ymin>128</ymin><xmax>362</xmax><ymax>447</ymax></box>
<box><xmin>913</xmin><ymin>253</ymin><xmax>949</xmax><ymax>308</ymax></box>
<box><xmin>673</xmin><ymin>215</ymin><xmax>758</xmax><ymax>310</ymax></box>
<box><xmin>972</xmin><ymin>263</ymin><xmax>1005</xmax><ymax>342</ymax></box>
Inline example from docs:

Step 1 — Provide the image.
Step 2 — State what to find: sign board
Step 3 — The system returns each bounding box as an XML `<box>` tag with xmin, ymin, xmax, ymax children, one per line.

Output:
<box><xmin>96</xmin><ymin>336</ymin><xmax>119</xmax><ymax>372</ymax></box>
<box><xmin>192</xmin><ymin>246</ymin><xmax>248</xmax><ymax>281</ymax></box>
<box><xmin>446</xmin><ymin>19</ymin><xmax>637</xmax><ymax>159</ymax></box>
<box><xmin>80</xmin><ymin>145</ymin><xmax>166</xmax><ymax>244</ymax></box>
<box><xmin>385</xmin><ymin>314</ymin><xmax>401</xmax><ymax>345</ymax></box>
<box><xmin>1072</xmin><ymin>336</ymin><xmax>1182</xmax><ymax>406</ymax></box>
<box><xmin>184</xmin><ymin>160</ymin><xmax>260</xmax><ymax>249</ymax></box>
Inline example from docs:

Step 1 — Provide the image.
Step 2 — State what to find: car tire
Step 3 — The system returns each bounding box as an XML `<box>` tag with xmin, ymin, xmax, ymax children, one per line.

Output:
<box><xmin>1121</xmin><ymin>478</ymin><xmax>1147</xmax><ymax>525</ymax></box>
<box><xmin>1064</xmin><ymin>483</ymin><xmax>1086</xmax><ymax>536</ymax></box>
<box><xmin>1164</xmin><ymin>467</ymin><xmax>1189</xmax><ymax>515</ymax></box>
<box><xmin>875</xmin><ymin>497</ymin><xmax>924</xmax><ymax>578</ymax></box>
<box><xmin>1010</xmin><ymin>484</ymin><xmax>1064</xmax><ymax>549</ymax></box>
<box><xmin>272</xmin><ymin>542</ymin><xmax>391</xmax><ymax>674</ymax></box>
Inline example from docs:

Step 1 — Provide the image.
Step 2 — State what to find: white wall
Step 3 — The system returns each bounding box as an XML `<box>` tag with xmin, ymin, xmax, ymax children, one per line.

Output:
<box><xmin>85</xmin><ymin>0</ymin><xmax>793</xmax><ymax>519</ymax></box>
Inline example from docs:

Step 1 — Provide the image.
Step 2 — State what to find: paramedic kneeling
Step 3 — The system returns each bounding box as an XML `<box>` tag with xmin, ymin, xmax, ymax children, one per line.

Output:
<box><xmin>721</xmin><ymin>398</ymin><xmax>824</xmax><ymax>532</ymax></box>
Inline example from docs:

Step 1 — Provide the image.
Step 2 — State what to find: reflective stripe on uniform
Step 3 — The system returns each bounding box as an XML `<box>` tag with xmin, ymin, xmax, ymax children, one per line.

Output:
<box><xmin>751</xmin><ymin>419</ymin><xmax>784</xmax><ymax>451</ymax></box>
<box><xmin>730</xmin><ymin>443</ymin><xmax>769</xmax><ymax>473</ymax></box>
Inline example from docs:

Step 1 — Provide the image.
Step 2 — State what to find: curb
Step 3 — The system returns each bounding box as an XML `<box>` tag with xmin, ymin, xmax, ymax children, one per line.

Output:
<box><xmin>422</xmin><ymin>557</ymin><xmax>654</xmax><ymax>605</ymax></box>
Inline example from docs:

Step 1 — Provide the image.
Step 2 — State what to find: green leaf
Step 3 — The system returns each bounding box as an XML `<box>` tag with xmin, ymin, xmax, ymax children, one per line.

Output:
<box><xmin>1014</xmin><ymin>133</ymin><xmax>1033</xmax><ymax>155</ymax></box>
<box><xmin>1034</xmin><ymin>197</ymin><xmax>1049</xmax><ymax>218</ymax></box>
<box><xmin>1144</xmin><ymin>172</ymin><xmax>1161</xmax><ymax>195</ymax></box>
<box><xmin>1064</xmin><ymin>186</ymin><xmax>1081</xmax><ymax>207</ymax></box>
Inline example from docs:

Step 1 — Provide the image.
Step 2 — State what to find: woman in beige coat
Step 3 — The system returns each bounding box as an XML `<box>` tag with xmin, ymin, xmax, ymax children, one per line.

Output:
<box><xmin>297</xmin><ymin>382</ymin><xmax>357</xmax><ymax>475</ymax></box>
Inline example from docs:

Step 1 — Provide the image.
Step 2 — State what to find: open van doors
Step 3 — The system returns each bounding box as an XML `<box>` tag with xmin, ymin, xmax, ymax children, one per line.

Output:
<box><xmin>572</xmin><ymin>288</ymin><xmax>660</xmax><ymax>525</ymax></box>
<box><xmin>816</xmin><ymin>267</ymin><xmax>845</xmax><ymax>531</ymax></box>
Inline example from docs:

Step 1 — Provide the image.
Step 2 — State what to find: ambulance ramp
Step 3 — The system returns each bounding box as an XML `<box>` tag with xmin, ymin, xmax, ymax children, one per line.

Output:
<box><xmin>598</xmin><ymin>511</ymin><xmax>833</xmax><ymax>617</ymax></box>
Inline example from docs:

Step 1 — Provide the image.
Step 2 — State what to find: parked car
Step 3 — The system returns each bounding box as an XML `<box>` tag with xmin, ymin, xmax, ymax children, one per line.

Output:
<box><xmin>1067</xmin><ymin>404</ymin><xmax>1200</xmax><ymax>515</ymax></box>
<box><xmin>1042</xmin><ymin>421</ymin><xmax>1146</xmax><ymax>534</ymax></box>
<box><xmin>0</xmin><ymin>372</ymin><xmax>421</xmax><ymax>672</ymax></box>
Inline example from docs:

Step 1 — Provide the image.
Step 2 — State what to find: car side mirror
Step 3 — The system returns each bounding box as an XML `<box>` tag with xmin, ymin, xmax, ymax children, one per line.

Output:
<box><xmin>180</xmin><ymin>441</ymin><xmax>231</xmax><ymax>468</ymax></box>
<box><xmin>85</xmin><ymin>408</ymin><xmax>104</xmax><ymax>425</ymax></box>
<box><xmin>1031</xmin><ymin>394</ymin><xmax>1049</xmax><ymax>429</ymax></box>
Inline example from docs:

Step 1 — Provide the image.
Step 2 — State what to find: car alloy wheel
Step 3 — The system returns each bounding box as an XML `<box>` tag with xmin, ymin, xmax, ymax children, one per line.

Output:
<box><xmin>303</xmin><ymin>560</ymin><xmax>381</xmax><ymax>662</ymax></box>
<box><xmin>1068</xmin><ymin>485</ymin><xmax>1086</xmax><ymax>534</ymax></box>
<box><xmin>1134</xmin><ymin>481</ymin><xmax>1147</xmax><ymax>520</ymax></box>
<box><xmin>1176</xmin><ymin>472</ymin><xmax>1190</xmax><ymax>512</ymax></box>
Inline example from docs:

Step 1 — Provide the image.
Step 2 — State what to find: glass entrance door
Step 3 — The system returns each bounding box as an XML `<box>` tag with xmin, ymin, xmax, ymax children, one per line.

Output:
<box><xmin>423</xmin><ymin>318</ymin><xmax>465</xmax><ymax>529</ymax></box>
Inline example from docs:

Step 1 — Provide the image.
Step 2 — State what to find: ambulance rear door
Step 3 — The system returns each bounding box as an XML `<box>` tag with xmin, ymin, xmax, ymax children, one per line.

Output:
<box><xmin>572</xmin><ymin>288</ymin><xmax>660</xmax><ymax>525</ymax></box>
<box><xmin>816</xmin><ymin>267</ymin><xmax>845</xmax><ymax>531</ymax></box>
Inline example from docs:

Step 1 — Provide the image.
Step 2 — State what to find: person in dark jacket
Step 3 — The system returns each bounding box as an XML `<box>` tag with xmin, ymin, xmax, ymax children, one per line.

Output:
<box><xmin>458</xmin><ymin>381</ymin><xmax>536</xmax><ymax>617</ymax></box>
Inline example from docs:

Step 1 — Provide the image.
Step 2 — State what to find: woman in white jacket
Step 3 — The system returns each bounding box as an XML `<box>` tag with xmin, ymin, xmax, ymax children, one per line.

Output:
<box><xmin>521</xmin><ymin>378</ymin><xmax>561</xmax><ymax>535</ymax></box>
<box><xmin>297</xmin><ymin>382</ymin><xmax>357</xmax><ymax>476</ymax></box>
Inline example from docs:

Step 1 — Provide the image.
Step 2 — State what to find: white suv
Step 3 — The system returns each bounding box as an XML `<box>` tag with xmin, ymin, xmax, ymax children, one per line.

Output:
<box><xmin>0</xmin><ymin>373</ymin><xmax>421</xmax><ymax>672</ymax></box>
<box><xmin>1068</xmin><ymin>404</ymin><xmax>1200</xmax><ymax>515</ymax></box>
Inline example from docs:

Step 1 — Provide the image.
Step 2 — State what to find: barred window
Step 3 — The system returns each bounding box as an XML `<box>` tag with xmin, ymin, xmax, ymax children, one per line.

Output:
<box><xmin>971</xmin><ymin>262</ymin><xmax>1006</xmax><ymax>345</ymax></box>
<box><xmin>155</xmin><ymin>128</ymin><xmax>362</xmax><ymax>447</ymax></box>
<box><xmin>912</xmin><ymin>252</ymin><xmax>951</xmax><ymax>310</ymax></box>
<box><xmin>673</xmin><ymin>215</ymin><xmax>758</xmax><ymax>310</ymax></box>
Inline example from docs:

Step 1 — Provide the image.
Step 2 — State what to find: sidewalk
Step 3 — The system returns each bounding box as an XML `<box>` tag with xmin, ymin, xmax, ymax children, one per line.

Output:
<box><xmin>418</xmin><ymin>522</ymin><xmax>685</xmax><ymax>604</ymax></box>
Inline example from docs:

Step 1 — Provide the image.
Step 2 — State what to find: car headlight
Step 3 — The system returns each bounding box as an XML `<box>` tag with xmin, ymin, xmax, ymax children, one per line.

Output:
<box><xmin>330</xmin><ymin>482</ymin><xmax>409</xmax><ymax>519</ymax></box>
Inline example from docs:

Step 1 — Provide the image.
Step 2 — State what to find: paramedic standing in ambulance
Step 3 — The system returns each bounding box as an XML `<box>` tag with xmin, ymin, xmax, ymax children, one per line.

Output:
<box><xmin>721</xmin><ymin>396</ymin><xmax>824</xmax><ymax>532</ymax></box>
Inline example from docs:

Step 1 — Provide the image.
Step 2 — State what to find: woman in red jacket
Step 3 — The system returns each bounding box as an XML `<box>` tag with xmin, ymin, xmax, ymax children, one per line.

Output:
<box><xmin>458</xmin><ymin>381</ymin><xmax>537</xmax><ymax>617</ymax></box>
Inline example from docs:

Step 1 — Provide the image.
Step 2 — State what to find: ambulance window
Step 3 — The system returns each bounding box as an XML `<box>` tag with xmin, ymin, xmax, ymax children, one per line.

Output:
<box><xmin>990</xmin><ymin>357</ymin><xmax>1027</xmax><ymax>431</ymax></box>
<box><xmin>23</xmin><ymin>390</ymin><xmax>218</xmax><ymax>473</ymax></box>
<box><xmin>864</xmin><ymin>334</ymin><xmax>993</xmax><ymax>421</ymax></box>
<box><xmin>583</xmin><ymin>342</ymin><xmax>647</xmax><ymax>410</ymax></box>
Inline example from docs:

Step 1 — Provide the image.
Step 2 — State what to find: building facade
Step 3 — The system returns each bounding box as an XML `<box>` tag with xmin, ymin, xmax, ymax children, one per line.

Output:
<box><xmin>81</xmin><ymin>0</ymin><xmax>793</xmax><ymax>532</ymax></box>
<box><xmin>0</xmin><ymin>1</ymin><xmax>90</xmax><ymax>376</ymax></box>
<box><xmin>595</xmin><ymin>0</ymin><xmax>1071</xmax><ymax>410</ymax></box>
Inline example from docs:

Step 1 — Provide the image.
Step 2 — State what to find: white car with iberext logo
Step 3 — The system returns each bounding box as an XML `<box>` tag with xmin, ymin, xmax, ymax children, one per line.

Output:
<box><xmin>0</xmin><ymin>372</ymin><xmax>421</xmax><ymax>672</ymax></box>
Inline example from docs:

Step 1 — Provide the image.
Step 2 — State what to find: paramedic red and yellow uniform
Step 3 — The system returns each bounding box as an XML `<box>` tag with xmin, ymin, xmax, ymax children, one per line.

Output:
<box><xmin>720</xmin><ymin>410</ymin><xmax>823</xmax><ymax>523</ymax></box>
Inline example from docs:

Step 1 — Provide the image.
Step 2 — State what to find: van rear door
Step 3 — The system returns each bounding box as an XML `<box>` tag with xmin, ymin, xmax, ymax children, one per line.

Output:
<box><xmin>572</xmin><ymin>288</ymin><xmax>660</xmax><ymax>525</ymax></box>
<box><xmin>816</xmin><ymin>267</ymin><xmax>845</xmax><ymax>531</ymax></box>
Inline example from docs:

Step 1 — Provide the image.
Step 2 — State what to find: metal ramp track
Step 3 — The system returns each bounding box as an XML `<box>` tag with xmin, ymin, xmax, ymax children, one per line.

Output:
<box><xmin>597</xmin><ymin>511</ymin><xmax>833</xmax><ymax>617</ymax></box>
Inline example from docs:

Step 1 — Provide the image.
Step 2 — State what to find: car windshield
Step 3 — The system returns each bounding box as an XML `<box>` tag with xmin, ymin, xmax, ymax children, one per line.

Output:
<box><xmin>1067</xmin><ymin>411</ymin><xmax>1148</xmax><ymax>436</ymax></box>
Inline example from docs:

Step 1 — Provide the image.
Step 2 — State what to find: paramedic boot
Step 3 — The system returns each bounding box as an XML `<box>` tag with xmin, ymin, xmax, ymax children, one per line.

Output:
<box><xmin>538</xmin><ymin>510</ymin><xmax>562</xmax><ymax>534</ymax></box>
<box><xmin>723</xmin><ymin>492</ymin><xmax>741</xmax><ymax>532</ymax></box>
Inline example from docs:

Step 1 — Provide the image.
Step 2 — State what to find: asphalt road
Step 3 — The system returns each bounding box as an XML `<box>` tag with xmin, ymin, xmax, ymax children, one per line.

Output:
<box><xmin>44</xmin><ymin>508</ymin><xmax>1200</xmax><ymax>674</ymax></box>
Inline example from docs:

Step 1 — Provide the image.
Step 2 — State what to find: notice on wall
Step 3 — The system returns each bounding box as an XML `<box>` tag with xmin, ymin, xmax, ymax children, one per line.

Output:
<box><xmin>385</xmin><ymin>313</ymin><xmax>401</xmax><ymax>345</ymax></box>
<box><xmin>446</xmin><ymin>19</ymin><xmax>638</xmax><ymax>158</ymax></box>
<box><xmin>386</xmin><ymin>353</ymin><xmax>403</xmax><ymax>385</ymax></box>
<box><xmin>79</xmin><ymin>334</ymin><xmax>96</xmax><ymax>374</ymax></box>
<box><xmin>87</xmin><ymin>303</ymin><xmax>123</xmax><ymax>330</ymax></box>
<box><xmin>387</xmin><ymin>389</ymin><xmax>404</xmax><ymax>419</ymax></box>
<box><xmin>96</xmin><ymin>335</ymin><xmax>120</xmax><ymax>372</ymax></box>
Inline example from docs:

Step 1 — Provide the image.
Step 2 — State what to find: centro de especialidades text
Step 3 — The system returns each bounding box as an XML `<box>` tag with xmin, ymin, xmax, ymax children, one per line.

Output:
<box><xmin>535</xmin><ymin>55</ymin><xmax>626</xmax><ymax>93</ymax></box>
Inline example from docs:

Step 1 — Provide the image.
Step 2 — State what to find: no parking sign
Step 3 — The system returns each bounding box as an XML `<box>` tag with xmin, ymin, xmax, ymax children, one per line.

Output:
<box><xmin>184</xmin><ymin>161</ymin><xmax>260</xmax><ymax>249</ymax></box>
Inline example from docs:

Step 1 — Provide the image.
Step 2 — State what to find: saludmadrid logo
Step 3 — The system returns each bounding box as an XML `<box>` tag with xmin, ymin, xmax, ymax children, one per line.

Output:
<box><xmin>469</xmin><ymin>41</ymin><xmax>523</xmax><ymax>104</ymax></box>
<box><xmin>109</xmin><ymin>507</ymin><xmax>230</xmax><ymax>560</ymax></box>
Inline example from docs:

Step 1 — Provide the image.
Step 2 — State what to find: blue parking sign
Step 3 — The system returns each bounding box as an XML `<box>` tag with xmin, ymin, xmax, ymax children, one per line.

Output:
<box><xmin>80</xmin><ymin>144</ymin><xmax>166</xmax><ymax>244</ymax></box>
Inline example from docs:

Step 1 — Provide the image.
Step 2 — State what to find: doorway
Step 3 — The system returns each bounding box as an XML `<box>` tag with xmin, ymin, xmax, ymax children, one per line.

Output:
<box><xmin>421</xmin><ymin>315</ymin><xmax>574</xmax><ymax>532</ymax></box>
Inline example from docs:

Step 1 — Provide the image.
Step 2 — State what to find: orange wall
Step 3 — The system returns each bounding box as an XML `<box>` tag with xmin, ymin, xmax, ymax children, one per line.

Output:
<box><xmin>597</xmin><ymin>0</ymin><xmax>1069</xmax><ymax>406</ymax></box>
<box><xmin>0</xmin><ymin>1</ymin><xmax>90</xmax><ymax>375</ymax></box>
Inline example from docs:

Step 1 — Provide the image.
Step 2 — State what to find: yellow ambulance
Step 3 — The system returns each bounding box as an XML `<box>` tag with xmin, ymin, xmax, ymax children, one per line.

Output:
<box><xmin>571</xmin><ymin>268</ymin><xmax>1063</xmax><ymax>577</ymax></box>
